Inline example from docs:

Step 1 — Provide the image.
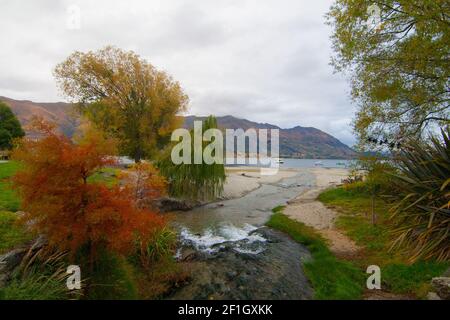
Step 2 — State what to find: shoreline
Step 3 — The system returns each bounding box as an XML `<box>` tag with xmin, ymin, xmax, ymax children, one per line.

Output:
<box><xmin>221</xmin><ymin>167</ymin><xmax>300</xmax><ymax>199</ymax></box>
<box><xmin>222</xmin><ymin>166</ymin><xmax>349</xmax><ymax>200</ymax></box>
<box><xmin>281</xmin><ymin>167</ymin><xmax>359</xmax><ymax>257</ymax></box>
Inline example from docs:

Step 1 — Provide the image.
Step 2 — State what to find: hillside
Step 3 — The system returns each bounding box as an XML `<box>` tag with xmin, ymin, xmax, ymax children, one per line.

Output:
<box><xmin>0</xmin><ymin>97</ymin><xmax>356</xmax><ymax>159</ymax></box>
<box><xmin>0</xmin><ymin>96</ymin><xmax>78</xmax><ymax>137</ymax></box>
<box><xmin>184</xmin><ymin>115</ymin><xmax>356</xmax><ymax>159</ymax></box>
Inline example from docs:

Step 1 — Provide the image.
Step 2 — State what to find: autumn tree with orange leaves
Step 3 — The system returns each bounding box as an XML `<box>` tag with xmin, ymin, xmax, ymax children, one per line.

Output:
<box><xmin>123</xmin><ymin>162</ymin><xmax>167</xmax><ymax>210</ymax></box>
<box><xmin>12</xmin><ymin>119</ymin><xmax>166</xmax><ymax>266</ymax></box>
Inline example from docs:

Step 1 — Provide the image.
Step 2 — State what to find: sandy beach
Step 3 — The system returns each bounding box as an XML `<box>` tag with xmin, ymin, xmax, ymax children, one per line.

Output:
<box><xmin>222</xmin><ymin>167</ymin><xmax>300</xmax><ymax>199</ymax></box>
<box><xmin>282</xmin><ymin>167</ymin><xmax>360</xmax><ymax>257</ymax></box>
<box><xmin>311</xmin><ymin>167</ymin><xmax>350</xmax><ymax>188</ymax></box>
<box><xmin>222</xmin><ymin>166</ymin><xmax>360</xmax><ymax>257</ymax></box>
<box><xmin>222</xmin><ymin>166</ymin><xmax>349</xmax><ymax>200</ymax></box>
<box><xmin>176</xmin><ymin>166</ymin><xmax>359</xmax><ymax>257</ymax></box>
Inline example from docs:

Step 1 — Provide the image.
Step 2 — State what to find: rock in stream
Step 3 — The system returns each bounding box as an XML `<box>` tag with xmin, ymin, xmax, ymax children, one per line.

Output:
<box><xmin>169</xmin><ymin>227</ymin><xmax>313</xmax><ymax>300</ymax></box>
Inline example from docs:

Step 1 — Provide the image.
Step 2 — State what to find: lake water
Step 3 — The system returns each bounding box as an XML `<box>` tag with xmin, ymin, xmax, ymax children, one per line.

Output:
<box><xmin>226</xmin><ymin>158</ymin><xmax>355</xmax><ymax>169</ymax></box>
<box><xmin>278</xmin><ymin>158</ymin><xmax>355</xmax><ymax>168</ymax></box>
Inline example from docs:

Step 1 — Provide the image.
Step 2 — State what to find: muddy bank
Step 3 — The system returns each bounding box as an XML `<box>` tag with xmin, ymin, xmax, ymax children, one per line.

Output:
<box><xmin>169</xmin><ymin>228</ymin><xmax>313</xmax><ymax>300</ymax></box>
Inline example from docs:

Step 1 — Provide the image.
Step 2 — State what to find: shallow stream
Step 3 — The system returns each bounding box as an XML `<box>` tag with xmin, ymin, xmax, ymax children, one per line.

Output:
<box><xmin>169</xmin><ymin>170</ymin><xmax>316</xmax><ymax>299</ymax></box>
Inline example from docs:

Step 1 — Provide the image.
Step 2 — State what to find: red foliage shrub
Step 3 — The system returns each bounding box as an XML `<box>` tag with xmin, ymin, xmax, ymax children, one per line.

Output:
<box><xmin>12</xmin><ymin>118</ymin><xmax>166</xmax><ymax>262</ymax></box>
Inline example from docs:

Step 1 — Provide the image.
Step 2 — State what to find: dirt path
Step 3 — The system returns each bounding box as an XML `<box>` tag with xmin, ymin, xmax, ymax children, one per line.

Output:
<box><xmin>283</xmin><ymin>168</ymin><xmax>360</xmax><ymax>258</ymax></box>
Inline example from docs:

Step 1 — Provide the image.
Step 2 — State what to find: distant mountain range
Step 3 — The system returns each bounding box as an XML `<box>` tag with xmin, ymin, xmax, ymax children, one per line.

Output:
<box><xmin>0</xmin><ymin>96</ymin><xmax>78</xmax><ymax>137</ymax></box>
<box><xmin>184</xmin><ymin>116</ymin><xmax>356</xmax><ymax>159</ymax></box>
<box><xmin>1</xmin><ymin>96</ymin><xmax>357</xmax><ymax>159</ymax></box>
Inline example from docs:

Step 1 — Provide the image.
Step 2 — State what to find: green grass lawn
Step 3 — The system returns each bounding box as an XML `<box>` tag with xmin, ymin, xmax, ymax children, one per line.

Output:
<box><xmin>267</xmin><ymin>206</ymin><xmax>365</xmax><ymax>300</ymax></box>
<box><xmin>318</xmin><ymin>187</ymin><xmax>449</xmax><ymax>298</ymax></box>
<box><xmin>87</xmin><ymin>167</ymin><xmax>120</xmax><ymax>187</ymax></box>
<box><xmin>0</xmin><ymin>211</ymin><xmax>32</xmax><ymax>254</ymax></box>
<box><xmin>0</xmin><ymin>161</ymin><xmax>31</xmax><ymax>254</ymax></box>
<box><xmin>0</xmin><ymin>162</ymin><xmax>120</xmax><ymax>213</ymax></box>
<box><xmin>0</xmin><ymin>162</ymin><xmax>29</xmax><ymax>254</ymax></box>
<box><xmin>0</xmin><ymin>161</ymin><xmax>21</xmax><ymax>212</ymax></box>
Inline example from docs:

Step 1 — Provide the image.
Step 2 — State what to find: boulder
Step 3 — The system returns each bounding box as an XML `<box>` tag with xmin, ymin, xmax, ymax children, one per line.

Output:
<box><xmin>427</xmin><ymin>292</ymin><xmax>442</xmax><ymax>300</ymax></box>
<box><xmin>0</xmin><ymin>248</ymin><xmax>28</xmax><ymax>273</ymax></box>
<box><xmin>0</xmin><ymin>248</ymin><xmax>27</xmax><ymax>287</ymax></box>
<box><xmin>431</xmin><ymin>277</ymin><xmax>450</xmax><ymax>300</ymax></box>
<box><xmin>154</xmin><ymin>197</ymin><xmax>201</xmax><ymax>212</ymax></box>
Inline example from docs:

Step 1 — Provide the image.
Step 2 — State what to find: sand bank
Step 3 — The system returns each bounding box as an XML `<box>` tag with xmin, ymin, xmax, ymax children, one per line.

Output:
<box><xmin>283</xmin><ymin>167</ymin><xmax>360</xmax><ymax>257</ymax></box>
<box><xmin>222</xmin><ymin>167</ymin><xmax>299</xmax><ymax>199</ymax></box>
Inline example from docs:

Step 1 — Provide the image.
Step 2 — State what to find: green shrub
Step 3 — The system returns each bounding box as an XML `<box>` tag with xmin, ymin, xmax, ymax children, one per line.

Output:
<box><xmin>130</xmin><ymin>226</ymin><xmax>177</xmax><ymax>272</ymax></box>
<box><xmin>348</xmin><ymin>157</ymin><xmax>399</xmax><ymax>196</ymax></box>
<box><xmin>84</xmin><ymin>250</ymin><xmax>138</xmax><ymax>300</ymax></box>
<box><xmin>390</xmin><ymin>128</ymin><xmax>450</xmax><ymax>262</ymax></box>
<box><xmin>343</xmin><ymin>180</ymin><xmax>368</xmax><ymax>194</ymax></box>
<box><xmin>0</xmin><ymin>211</ymin><xmax>32</xmax><ymax>254</ymax></box>
<box><xmin>0</xmin><ymin>102</ymin><xmax>25</xmax><ymax>150</ymax></box>
<box><xmin>145</xmin><ymin>227</ymin><xmax>177</xmax><ymax>262</ymax></box>
<box><xmin>0</xmin><ymin>270</ymin><xmax>68</xmax><ymax>300</ymax></box>
<box><xmin>0</xmin><ymin>249</ymin><xmax>71</xmax><ymax>300</ymax></box>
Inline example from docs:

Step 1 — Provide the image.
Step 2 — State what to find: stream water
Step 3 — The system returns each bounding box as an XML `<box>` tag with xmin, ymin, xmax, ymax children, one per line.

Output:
<box><xmin>169</xmin><ymin>169</ymin><xmax>316</xmax><ymax>300</ymax></box>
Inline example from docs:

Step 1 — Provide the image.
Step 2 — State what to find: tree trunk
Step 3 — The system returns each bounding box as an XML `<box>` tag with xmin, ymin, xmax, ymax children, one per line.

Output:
<box><xmin>134</xmin><ymin>145</ymin><xmax>142</xmax><ymax>163</ymax></box>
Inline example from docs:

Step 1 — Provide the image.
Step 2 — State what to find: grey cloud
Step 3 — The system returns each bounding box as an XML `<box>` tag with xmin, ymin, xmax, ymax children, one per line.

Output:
<box><xmin>0</xmin><ymin>0</ymin><xmax>356</xmax><ymax>145</ymax></box>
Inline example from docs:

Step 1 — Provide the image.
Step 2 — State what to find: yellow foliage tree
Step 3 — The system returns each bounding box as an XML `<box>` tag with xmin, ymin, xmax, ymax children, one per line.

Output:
<box><xmin>54</xmin><ymin>46</ymin><xmax>189</xmax><ymax>162</ymax></box>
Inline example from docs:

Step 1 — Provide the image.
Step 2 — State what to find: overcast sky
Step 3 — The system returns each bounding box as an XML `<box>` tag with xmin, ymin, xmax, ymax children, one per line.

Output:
<box><xmin>0</xmin><ymin>0</ymin><xmax>356</xmax><ymax>145</ymax></box>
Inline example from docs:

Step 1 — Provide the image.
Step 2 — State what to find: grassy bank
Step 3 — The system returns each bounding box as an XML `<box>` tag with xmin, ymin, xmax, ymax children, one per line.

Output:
<box><xmin>0</xmin><ymin>162</ymin><xmax>29</xmax><ymax>254</ymax></box>
<box><xmin>88</xmin><ymin>167</ymin><xmax>121</xmax><ymax>187</ymax></box>
<box><xmin>318</xmin><ymin>187</ymin><xmax>448</xmax><ymax>298</ymax></box>
<box><xmin>0</xmin><ymin>211</ymin><xmax>32</xmax><ymax>254</ymax></box>
<box><xmin>0</xmin><ymin>161</ymin><xmax>21</xmax><ymax>212</ymax></box>
<box><xmin>0</xmin><ymin>161</ymin><xmax>120</xmax><ymax>211</ymax></box>
<box><xmin>267</xmin><ymin>206</ymin><xmax>365</xmax><ymax>300</ymax></box>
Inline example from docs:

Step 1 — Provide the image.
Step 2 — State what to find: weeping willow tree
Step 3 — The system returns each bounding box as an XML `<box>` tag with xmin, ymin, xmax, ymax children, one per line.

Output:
<box><xmin>157</xmin><ymin>116</ymin><xmax>226</xmax><ymax>201</ymax></box>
